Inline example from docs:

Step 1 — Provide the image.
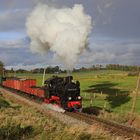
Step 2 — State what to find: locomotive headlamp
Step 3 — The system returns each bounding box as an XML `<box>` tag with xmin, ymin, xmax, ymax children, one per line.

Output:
<box><xmin>68</xmin><ymin>97</ymin><xmax>72</xmax><ymax>100</ymax></box>
<box><xmin>78</xmin><ymin>96</ymin><xmax>81</xmax><ymax>100</ymax></box>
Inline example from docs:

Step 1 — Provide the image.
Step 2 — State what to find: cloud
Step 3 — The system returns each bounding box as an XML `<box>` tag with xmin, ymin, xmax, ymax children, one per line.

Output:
<box><xmin>0</xmin><ymin>41</ymin><xmax>59</xmax><ymax>68</ymax></box>
<box><xmin>78</xmin><ymin>40</ymin><xmax>140</xmax><ymax>66</ymax></box>
<box><xmin>0</xmin><ymin>0</ymin><xmax>140</xmax><ymax>69</ymax></box>
<box><xmin>0</xmin><ymin>36</ymin><xmax>31</xmax><ymax>65</ymax></box>
<box><xmin>0</xmin><ymin>9</ymin><xmax>29</xmax><ymax>32</ymax></box>
<box><xmin>1</xmin><ymin>0</ymin><xmax>140</xmax><ymax>39</ymax></box>
<box><xmin>1</xmin><ymin>38</ymin><xmax>140</xmax><ymax>70</ymax></box>
<box><xmin>0</xmin><ymin>0</ymin><xmax>57</xmax><ymax>32</ymax></box>
<box><xmin>0</xmin><ymin>37</ymin><xmax>29</xmax><ymax>48</ymax></box>
<box><xmin>6</xmin><ymin>63</ymin><xmax>50</xmax><ymax>70</ymax></box>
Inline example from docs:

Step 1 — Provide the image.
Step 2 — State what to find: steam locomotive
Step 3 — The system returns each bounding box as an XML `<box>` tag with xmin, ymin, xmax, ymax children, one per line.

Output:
<box><xmin>0</xmin><ymin>76</ymin><xmax>82</xmax><ymax>111</ymax></box>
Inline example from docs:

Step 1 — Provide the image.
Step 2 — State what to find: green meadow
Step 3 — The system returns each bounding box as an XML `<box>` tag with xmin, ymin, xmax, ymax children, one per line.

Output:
<box><xmin>11</xmin><ymin>70</ymin><xmax>140</xmax><ymax>115</ymax></box>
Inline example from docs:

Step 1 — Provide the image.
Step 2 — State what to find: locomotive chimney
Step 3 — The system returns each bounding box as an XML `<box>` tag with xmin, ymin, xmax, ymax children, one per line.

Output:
<box><xmin>67</xmin><ymin>70</ymin><xmax>72</xmax><ymax>76</ymax></box>
<box><xmin>65</xmin><ymin>76</ymin><xmax>73</xmax><ymax>83</ymax></box>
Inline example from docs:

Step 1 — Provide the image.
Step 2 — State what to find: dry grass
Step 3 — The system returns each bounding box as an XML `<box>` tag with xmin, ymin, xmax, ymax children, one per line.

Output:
<box><xmin>0</xmin><ymin>91</ymin><xmax>109</xmax><ymax>140</ymax></box>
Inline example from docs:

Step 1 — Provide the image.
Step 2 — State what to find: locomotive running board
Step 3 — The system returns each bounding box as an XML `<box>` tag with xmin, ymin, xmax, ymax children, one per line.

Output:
<box><xmin>43</xmin><ymin>104</ymin><xmax>65</xmax><ymax>113</ymax></box>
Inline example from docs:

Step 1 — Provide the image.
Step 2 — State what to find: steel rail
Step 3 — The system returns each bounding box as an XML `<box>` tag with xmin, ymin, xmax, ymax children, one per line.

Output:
<box><xmin>65</xmin><ymin>111</ymin><xmax>140</xmax><ymax>139</ymax></box>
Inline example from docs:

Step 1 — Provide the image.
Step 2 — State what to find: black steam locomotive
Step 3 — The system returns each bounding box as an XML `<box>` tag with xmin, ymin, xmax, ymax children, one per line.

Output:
<box><xmin>44</xmin><ymin>76</ymin><xmax>82</xmax><ymax>111</ymax></box>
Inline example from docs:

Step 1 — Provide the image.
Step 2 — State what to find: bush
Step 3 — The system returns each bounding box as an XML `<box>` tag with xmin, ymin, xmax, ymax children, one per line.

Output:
<box><xmin>78</xmin><ymin>132</ymin><xmax>92</xmax><ymax>140</ymax></box>
<box><xmin>127</xmin><ymin>72</ymin><xmax>139</xmax><ymax>76</ymax></box>
<box><xmin>0</xmin><ymin>122</ymin><xmax>33</xmax><ymax>140</ymax></box>
<box><xmin>0</xmin><ymin>94</ymin><xmax>10</xmax><ymax>108</ymax></box>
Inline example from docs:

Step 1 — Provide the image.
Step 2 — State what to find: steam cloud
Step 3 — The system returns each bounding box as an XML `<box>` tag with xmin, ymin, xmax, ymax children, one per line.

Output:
<box><xmin>26</xmin><ymin>3</ymin><xmax>92</xmax><ymax>70</ymax></box>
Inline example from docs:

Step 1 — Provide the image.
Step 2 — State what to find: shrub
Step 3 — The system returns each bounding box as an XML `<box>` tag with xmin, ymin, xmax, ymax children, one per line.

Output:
<box><xmin>127</xmin><ymin>72</ymin><xmax>139</xmax><ymax>76</ymax></box>
<box><xmin>0</xmin><ymin>94</ymin><xmax>10</xmax><ymax>108</ymax></box>
<box><xmin>0</xmin><ymin>122</ymin><xmax>33</xmax><ymax>140</ymax></box>
<box><xmin>78</xmin><ymin>132</ymin><xmax>92</xmax><ymax>140</ymax></box>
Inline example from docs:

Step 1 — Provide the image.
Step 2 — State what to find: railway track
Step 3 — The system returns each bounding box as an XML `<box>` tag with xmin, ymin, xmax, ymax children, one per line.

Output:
<box><xmin>0</xmin><ymin>87</ymin><xmax>86</xmax><ymax>126</ymax></box>
<box><xmin>1</xmin><ymin>87</ymin><xmax>140</xmax><ymax>139</ymax></box>
<box><xmin>65</xmin><ymin>111</ymin><xmax>140</xmax><ymax>139</ymax></box>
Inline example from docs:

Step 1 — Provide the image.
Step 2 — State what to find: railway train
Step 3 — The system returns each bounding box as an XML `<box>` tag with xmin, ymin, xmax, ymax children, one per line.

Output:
<box><xmin>0</xmin><ymin>76</ymin><xmax>82</xmax><ymax>111</ymax></box>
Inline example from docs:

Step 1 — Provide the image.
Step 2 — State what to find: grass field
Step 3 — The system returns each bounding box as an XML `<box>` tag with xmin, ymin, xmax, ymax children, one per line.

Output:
<box><xmin>9</xmin><ymin>70</ymin><xmax>140</xmax><ymax>116</ymax></box>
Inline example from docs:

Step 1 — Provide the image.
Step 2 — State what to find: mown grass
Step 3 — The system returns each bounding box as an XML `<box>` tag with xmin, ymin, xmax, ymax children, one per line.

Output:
<box><xmin>9</xmin><ymin>70</ymin><xmax>140</xmax><ymax>115</ymax></box>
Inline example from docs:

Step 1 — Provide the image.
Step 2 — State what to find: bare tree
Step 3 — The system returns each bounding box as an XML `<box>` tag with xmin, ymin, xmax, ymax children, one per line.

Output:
<box><xmin>0</xmin><ymin>61</ymin><xmax>4</xmax><ymax>76</ymax></box>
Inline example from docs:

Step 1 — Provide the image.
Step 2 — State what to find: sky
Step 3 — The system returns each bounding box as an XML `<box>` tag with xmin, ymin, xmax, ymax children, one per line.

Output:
<box><xmin>0</xmin><ymin>0</ymin><xmax>140</xmax><ymax>70</ymax></box>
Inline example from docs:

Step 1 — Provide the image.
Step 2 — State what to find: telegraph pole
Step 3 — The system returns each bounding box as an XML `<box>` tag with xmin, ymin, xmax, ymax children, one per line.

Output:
<box><xmin>131</xmin><ymin>73</ymin><xmax>140</xmax><ymax>114</ymax></box>
<box><xmin>14</xmin><ymin>70</ymin><xmax>16</xmax><ymax>77</ymax></box>
<box><xmin>42</xmin><ymin>68</ymin><xmax>46</xmax><ymax>86</ymax></box>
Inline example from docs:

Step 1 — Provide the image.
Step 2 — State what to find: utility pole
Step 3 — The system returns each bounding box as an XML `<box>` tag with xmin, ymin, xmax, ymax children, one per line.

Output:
<box><xmin>14</xmin><ymin>70</ymin><xmax>16</xmax><ymax>78</ymax></box>
<box><xmin>2</xmin><ymin>69</ymin><xmax>5</xmax><ymax>77</ymax></box>
<box><xmin>131</xmin><ymin>73</ymin><xmax>140</xmax><ymax>114</ymax></box>
<box><xmin>42</xmin><ymin>68</ymin><xmax>46</xmax><ymax>86</ymax></box>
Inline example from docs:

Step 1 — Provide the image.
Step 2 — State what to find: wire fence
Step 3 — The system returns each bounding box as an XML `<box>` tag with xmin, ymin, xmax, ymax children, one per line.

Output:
<box><xmin>82</xmin><ymin>91</ymin><xmax>140</xmax><ymax>115</ymax></box>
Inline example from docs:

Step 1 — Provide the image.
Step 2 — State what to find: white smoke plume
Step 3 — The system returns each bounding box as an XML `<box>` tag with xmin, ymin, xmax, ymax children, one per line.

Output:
<box><xmin>26</xmin><ymin>3</ymin><xmax>92</xmax><ymax>71</ymax></box>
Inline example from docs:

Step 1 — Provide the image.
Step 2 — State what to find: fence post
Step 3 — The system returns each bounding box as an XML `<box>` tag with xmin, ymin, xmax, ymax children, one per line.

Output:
<box><xmin>101</xmin><ymin>91</ymin><xmax>102</xmax><ymax>95</ymax></box>
<box><xmin>84</xmin><ymin>92</ymin><xmax>86</xmax><ymax>98</ymax></box>
<box><xmin>94</xmin><ymin>93</ymin><xmax>96</xmax><ymax>98</ymax></box>
<box><xmin>131</xmin><ymin>73</ymin><xmax>140</xmax><ymax>114</ymax></box>
<box><xmin>90</xmin><ymin>94</ymin><xmax>93</xmax><ymax>106</ymax></box>
<box><xmin>103</xmin><ymin>101</ymin><xmax>107</xmax><ymax>115</ymax></box>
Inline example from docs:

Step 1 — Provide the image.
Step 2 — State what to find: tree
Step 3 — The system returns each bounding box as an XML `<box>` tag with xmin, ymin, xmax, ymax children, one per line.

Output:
<box><xmin>10</xmin><ymin>68</ymin><xmax>14</xmax><ymax>73</ymax></box>
<box><xmin>0</xmin><ymin>61</ymin><xmax>4</xmax><ymax>76</ymax></box>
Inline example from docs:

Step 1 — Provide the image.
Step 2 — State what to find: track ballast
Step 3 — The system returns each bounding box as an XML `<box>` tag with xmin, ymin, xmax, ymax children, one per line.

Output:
<box><xmin>65</xmin><ymin>111</ymin><xmax>140</xmax><ymax>139</ymax></box>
